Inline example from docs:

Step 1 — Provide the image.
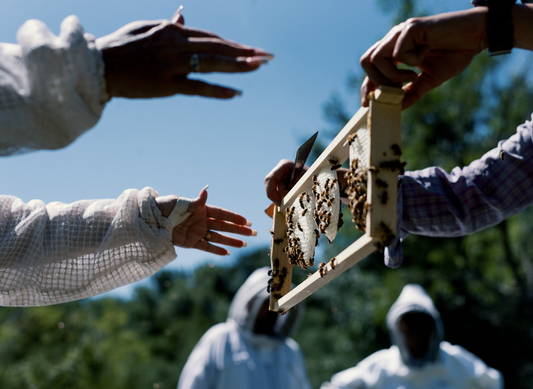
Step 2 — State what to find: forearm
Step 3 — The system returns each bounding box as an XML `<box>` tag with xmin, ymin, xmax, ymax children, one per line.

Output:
<box><xmin>513</xmin><ymin>4</ymin><xmax>533</xmax><ymax>51</ymax></box>
<box><xmin>0</xmin><ymin>16</ymin><xmax>109</xmax><ymax>155</ymax></box>
<box><xmin>0</xmin><ymin>188</ymin><xmax>175</xmax><ymax>306</ymax></box>
<box><xmin>402</xmin><ymin>115</ymin><xmax>533</xmax><ymax>237</ymax></box>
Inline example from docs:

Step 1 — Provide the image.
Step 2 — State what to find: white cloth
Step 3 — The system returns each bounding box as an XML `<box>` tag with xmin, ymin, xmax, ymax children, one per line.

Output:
<box><xmin>0</xmin><ymin>16</ymin><xmax>109</xmax><ymax>155</ymax></box>
<box><xmin>320</xmin><ymin>342</ymin><xmax>502</xmax><ymax>389</ymax></box>
<box><xmin>0</xmin><ymin>188</ymin><xmax>178</xmax><ymax>306</ymax></box>
<box><xmin>321</xmin><ymin>284</ymin><xmax>503</xmax><ymax>389</ymax></box>
<box><xmin>177</xmin><ymin>268</ymin><xmax>311</xmax><ymax>389</ymax></box>
<box><xmin>0</xmin><ymin>17</ymin><xmax>192</xmax><ymax>306</ymax></box>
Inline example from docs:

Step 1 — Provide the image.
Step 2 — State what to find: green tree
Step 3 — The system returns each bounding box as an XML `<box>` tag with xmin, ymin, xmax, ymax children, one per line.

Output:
<box><xmin>301</xmin><ymin>1</ymin><xmax>533</xmax><ymax>387</ymax></box>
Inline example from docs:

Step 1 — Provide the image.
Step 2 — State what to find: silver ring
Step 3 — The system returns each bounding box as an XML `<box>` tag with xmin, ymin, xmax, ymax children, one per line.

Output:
<box><xmin>190</xmin><ymin>53</ymin><xmax>200</xmax><ymax>73</ymax></box>
<box><xmin>205</xmin><ymin>231</ymin><xmax>211</xmax><ymax>241</ymax></box>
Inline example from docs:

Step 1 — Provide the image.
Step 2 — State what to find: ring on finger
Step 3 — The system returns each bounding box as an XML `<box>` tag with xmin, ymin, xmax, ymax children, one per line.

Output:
<box><xmin>190</xmin><ymin>53</ymin><xmax>200</xmax><ymax>73</ymax></box>
<box><xmin>205</xmin><ymin>231</ymin><xmax>212</xmax><ymax>241</ymax></box>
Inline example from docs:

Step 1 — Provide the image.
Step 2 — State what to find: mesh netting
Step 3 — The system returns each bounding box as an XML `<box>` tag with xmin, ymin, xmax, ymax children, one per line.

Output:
<box><xmin>0</xmin><ymin>188</ymin><xmax>176</xmax><ymax>306</ymax></box>
<box><xmin>0</xmin><ymin>16</ymin><xmax>108</xmax><ymax>156</ymax></box>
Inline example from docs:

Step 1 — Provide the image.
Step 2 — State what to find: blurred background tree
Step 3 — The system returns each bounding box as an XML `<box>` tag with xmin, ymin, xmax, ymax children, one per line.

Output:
<box><xmin>2</xmin><ymin>0</ymin><xmax>533</xmax><ymax>388</ymax></box>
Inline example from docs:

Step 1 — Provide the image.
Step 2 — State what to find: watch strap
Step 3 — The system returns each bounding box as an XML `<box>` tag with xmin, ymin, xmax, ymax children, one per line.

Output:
<box><xmin>487</xmin><ymin>0</ymin><xmax>516</xmax><ymax>56</ymax></box>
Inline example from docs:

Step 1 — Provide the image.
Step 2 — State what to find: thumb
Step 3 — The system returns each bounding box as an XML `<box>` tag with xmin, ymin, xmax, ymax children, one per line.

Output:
<box><xmin>188</xmin><ymin>185</ymin><xmax>209</xmax><ymax>212</ymax></box>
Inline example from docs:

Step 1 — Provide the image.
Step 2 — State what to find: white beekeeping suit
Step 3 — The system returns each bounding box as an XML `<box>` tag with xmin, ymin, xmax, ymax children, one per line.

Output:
<box><xmin>0</xmin><ymin>16</ymin><xmax>108</xmax><ymax>155</ymax></box>
<box><xmin>177</xmin><ymin>267</ymin><xmax>312</xmax><ymax>389</ymax></box>
<box><xmin>0</xmin><ymin>17</ymin><xmax>181</xmax><ymax>306</ymax></box>
<box><xmin>321</xmin><ymin>284</ymin><xmax>503</xmax><ymax>389</ymax></box>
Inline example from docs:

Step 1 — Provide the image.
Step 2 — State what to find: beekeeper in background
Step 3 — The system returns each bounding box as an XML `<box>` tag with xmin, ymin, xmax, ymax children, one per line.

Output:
<box><xmin>321</xmin><ymin>284</ymin><xmax>503</xmax><ymax>389</ymax></box>
<box><xmin>177</xmin><ymin>267</ymin><xmax>311</xmax><ymax>389</ymax></box>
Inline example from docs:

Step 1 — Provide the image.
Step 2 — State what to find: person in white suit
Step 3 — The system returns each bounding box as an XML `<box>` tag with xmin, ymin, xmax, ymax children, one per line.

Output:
<box><xmin>177</xmin><ymin>267</ymin><xmax>311</xmax><ymax>389</ymax></box>
<box><xmin>321</xmin><ymin>284</ymin><xmax>503</xmax><ymax>389</ymax></box>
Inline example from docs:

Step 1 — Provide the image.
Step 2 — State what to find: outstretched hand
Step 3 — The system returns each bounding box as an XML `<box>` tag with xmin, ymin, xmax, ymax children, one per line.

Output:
<box><xmin>156</xmin><ymin>188</ymin><xmax>257</xmax><ymax>256</ymax></box>
<box><xmin>360</xmin><ymin>7</ymin><xmax>488</xmax><ymax>109</ymax></box>
<box><xmin>96</xmin><ymin>9</ymin><xmax>273</xmax><ymax>99</ymax></box>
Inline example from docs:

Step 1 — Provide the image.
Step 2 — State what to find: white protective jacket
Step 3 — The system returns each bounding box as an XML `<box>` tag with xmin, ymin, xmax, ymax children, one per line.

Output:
<box><xmin>321</xmin><ymin>284</ymin><xmax>503</xmax><ymax>389</ymax></box>
<box><xmin>0</xmin><ymin>18</ymin><xmax>181</xmax><ymax>306</ymax></box>
<box><xmin>177</xmin><ymin>268</ymin><xmax>312</xmax><ymax>389</ymax></box>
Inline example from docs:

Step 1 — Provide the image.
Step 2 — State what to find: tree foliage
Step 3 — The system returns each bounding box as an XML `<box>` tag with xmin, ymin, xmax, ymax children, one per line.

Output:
<box><xmin>3</xmin><ymin>1</ymin><xmax>533</xmax><ymax>388</ymax></box>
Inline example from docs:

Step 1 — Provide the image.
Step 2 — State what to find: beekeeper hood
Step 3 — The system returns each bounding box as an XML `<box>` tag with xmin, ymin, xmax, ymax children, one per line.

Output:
<box><xmin>227</xmin><ymin>267</ymin><xmax>304</xmax><ymax>339</ymax></box>
<box><xmin>386</xmin><ymin>284</ymin><xmax>445</xmax><ymax>368</ymax></box>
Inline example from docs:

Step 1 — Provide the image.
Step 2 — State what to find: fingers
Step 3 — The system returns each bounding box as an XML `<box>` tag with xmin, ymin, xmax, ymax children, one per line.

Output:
<box><xmin>155</xmin><ymin>51</ymin><xmax>266</xmax><ymax>73</ymax></box>
<box><xmin>205</xmin><ymin>231</ymin><xmax>247</xmax><ymax>248</ymax></box>
<box><xmin>360</xmin><ymin>77</ymin><xmax>375</xmax><ymax>108</ymax></box>
<box><xmin>401</xmin><ymin>72</ymin><xmax>442</xmax><ymax>110</ymax></box>
<box><xmin>193</xmin><ymin>240</ymin><xmax>230</xmax><ymax>256</ymax></box>
<box><xmin>205</xmin><ymin>205</ymin><xmax>251</xmax><ymax>227</ymax></box>
<box><xmin>360</xmin><ymin>23</ymin><xmax>420</xmax><ymax>105</ymax></box>
<box><xmin>264</xmin><ymin>159</ymin><xmax>295</xmax><ymax>205</ymax></box>
<box><xmin>162</xmin><ymin>23</ymin><xmax>273</xmax><ymax>59</ymax></box>
<box><xmin>207</xmin><ymin>218</ymin><xmax>257</xmax><ymax>237</ymax></box>
<box><xmin>172</xmin><ymin>78</ymin><xmax>243</xmax><ymax>99</ymax></box>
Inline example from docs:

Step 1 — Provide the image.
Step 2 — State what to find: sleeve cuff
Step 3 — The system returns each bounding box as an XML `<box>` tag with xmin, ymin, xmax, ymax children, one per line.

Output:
<box><xmin>384</xmin><ymin>176</ymin><xmax>406</xmax><ymax>268</ymax></box>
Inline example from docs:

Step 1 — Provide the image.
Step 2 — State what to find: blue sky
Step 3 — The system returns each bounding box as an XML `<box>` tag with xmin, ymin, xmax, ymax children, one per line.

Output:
<box><xmin>1</xmin><ymin>0</ymin><xmax>472</xmax><ymax>297</ymax></box>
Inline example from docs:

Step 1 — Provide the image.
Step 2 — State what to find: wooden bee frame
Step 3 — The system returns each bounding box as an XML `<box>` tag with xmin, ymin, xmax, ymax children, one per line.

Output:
<box><xmin>269</xmin><ymin>86</ymin><xmax>404</xmax><ymax>313</ymax></box>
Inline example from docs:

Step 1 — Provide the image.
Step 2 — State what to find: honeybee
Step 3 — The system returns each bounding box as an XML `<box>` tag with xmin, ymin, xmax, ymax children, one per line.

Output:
<box><xmin>376</xmin><ymin>179</ymin><xmax>388</xmax><ymax>189</ymax></box>
<box><xmin>318</xmin><ymin>262</ymin><xmax>327</xmax><ymax>277</ymax></box>
<box><xmin>299</xmin><ymin>193</ymin><xmax>305</xmax><ymax>208</ymax></box>
<box><xmin>328</xmin><ymin>157</ymin><xmax>342</xmax><ymax>170</ymax></box>
<box><xmin>329</xmin><ymin>257</ymin><xmax>336</xmax><ymax>269</ymax></box>
<box><xmin>391</xmin><ymin>144</ymin><xmax>402</xmax><ymax>156</ymax></box>
<box><xmin>301</xmin><ymin>208</ymin><xmax>308</xmax><ymax>217</ymax></box>
<box><xmin>297</xmin><ymin>223</ymin><xmax>303</xmax><ymax>232</ymax></box>
<box><xmin>347</xmin><ymin>133</ymin><xmax>358</xmax><ymax>145</ymax></box>
<box><xmin>274</xmin><ymin>238</ymin><xmax>284</xmax><ymax>244</ymax></box>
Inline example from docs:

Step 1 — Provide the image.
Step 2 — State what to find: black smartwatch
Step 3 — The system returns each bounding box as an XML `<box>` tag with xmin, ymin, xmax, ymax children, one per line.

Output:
<box><xmin>472</xmin><ymin>0</ymin><xmax>516</xmax><ymax>56</ymax></box>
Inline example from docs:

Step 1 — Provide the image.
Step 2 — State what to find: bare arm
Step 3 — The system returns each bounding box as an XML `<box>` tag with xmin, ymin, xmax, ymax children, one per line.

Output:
<box><xmin>360</xmin><ymin>4</ymin><xmax>533</xmax><ymax>109</ymax></box>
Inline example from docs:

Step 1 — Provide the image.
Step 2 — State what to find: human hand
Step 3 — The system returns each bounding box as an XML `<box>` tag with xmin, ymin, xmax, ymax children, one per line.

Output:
<box><xmin>96</xmin><ymin>10</ymin><xmax>273</xmax><ymax>99</ymax></box>
<box><xmin>265</xmin><ymin>160</ymin><xmax>352</xmax><ymax>206</ymax></box>
<box><xmin>360</xmin><ymin>7</ymin><xmax>488</xmax><ymax>109</ymax></box>
<box><xmin>264</xmin><ymin>159</ymin><xmax>296</xmax><ymax>206</ymax></box>
<box><xmin>264</xmin><ymin>159</ymin><xmax>306</xmax><ymax>206</ymax></box>
<box><xmin>156</xmin><ymin>187</ymin><xmax>257</xmax><ymax>256</ymax></box>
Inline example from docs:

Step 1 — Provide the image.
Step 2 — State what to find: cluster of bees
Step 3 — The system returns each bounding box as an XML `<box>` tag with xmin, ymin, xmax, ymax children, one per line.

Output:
<box><xmin>345</xmin><ymin>156</ymin><xmax>369</xmax><ymax>232</ymax></box>
<box><xmin>267</xmin><ymin>258</ymin><xmax>288</xmax><ymax>299</ymax></box>
<box><xmin>374</xmin><ymin>222</ymin><xmax>396</xmax><ymax>251</ymax></box>
<box><xmin>284</xmin><ymin>204</ymin><xmax>314</xmax><ymax>270</ymax></box>
<box><xmin>312</xmin><ymin>174</ymin><xmax>337</xmax><ymax>237</ymax></box>
<box><xmin>317</xmin><ymin>257</ymin><xmax>336</xmax><ymax>277</ymax></box>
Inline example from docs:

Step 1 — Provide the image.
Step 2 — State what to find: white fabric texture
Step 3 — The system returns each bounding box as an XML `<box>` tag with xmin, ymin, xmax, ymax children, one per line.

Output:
<box><xmin>320</xmin><ymin>284</ymin><xmax>503</xmax><ymax>389</ymax></box>
<box><xmin>0</xmin><ymin>17</ymin><xmax>184</xmax><ymax>306</ymax></box>
<box><xmin>177</xmin><ymin>268</ymin><xmax>311</xmax><ymax>389</ymax></box>
<box><xmin>0</xmin><ymin>188</ymin><xmax>177</xmax><ymax>306</ymax></box>
<box><xmin>0</xmin><ymin>15</ymin><xmax>109</xmax><ymax>155</ymax></box>
<box><xmin>166</xmin><ymin>197</ymin><xmax>193</xmax><ymax>235</ymax></box>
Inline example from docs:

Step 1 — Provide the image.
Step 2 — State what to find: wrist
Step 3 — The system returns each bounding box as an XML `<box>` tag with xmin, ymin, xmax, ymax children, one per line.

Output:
<box><xmin>466</xmin><ymin>6</ymin><xmax>490</xmax><ymax>51</ymax></box>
